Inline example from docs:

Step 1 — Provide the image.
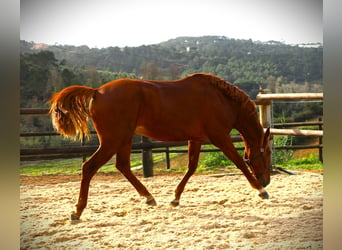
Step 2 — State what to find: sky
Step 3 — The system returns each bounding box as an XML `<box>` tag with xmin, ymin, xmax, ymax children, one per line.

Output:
<box><xmin>20</xmin><ymin>0</ymin><xmax>322</xmax><ymax>48</ymax></box>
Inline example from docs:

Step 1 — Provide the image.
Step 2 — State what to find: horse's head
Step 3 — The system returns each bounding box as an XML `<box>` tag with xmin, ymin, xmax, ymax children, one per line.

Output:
<box><xmin>244</xmin><ymin>127</ymin><xmax>272</xmax><ymax>187</ymax></box>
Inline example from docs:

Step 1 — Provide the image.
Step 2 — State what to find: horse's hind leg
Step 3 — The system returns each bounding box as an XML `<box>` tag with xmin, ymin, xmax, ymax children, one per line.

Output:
<box><xmin>71</xmin><ymin>144</ymin><xmax>115</xmax><ymax>220</ymax></box>
<box><xmin>171</xmin><ymin>140</ymin><xmax>201</xmax><ymax>207</ymax></box>
<box><xmin>116</xmin><ymin>143</ymin><xmax>156</xmax><ymax>206</ymax></box>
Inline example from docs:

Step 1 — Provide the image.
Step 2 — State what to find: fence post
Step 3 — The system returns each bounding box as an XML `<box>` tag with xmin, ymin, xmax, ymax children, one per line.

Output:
<box><xmin>165</xmin><ymin>147</ymin><xmax>171</xmax><ymax>169</ymax></box>
<box><xmin>257</xmin><ymin>89</ymin><xmax>272</xmax><ymax>128</ymax></box>
<box><xmin>318</xmin><ymin>117</ymin><xmax>323</xmax><ymax>162</ymax></box>
<box><xmin>81</xmin><ymin>133</ymin><xmax>86</xmax><ymax>162</ymax></box>
<box><xmin>141</xmin><ymin>136</ymin><xmax>154</xmax><ymax>177</ymax></box>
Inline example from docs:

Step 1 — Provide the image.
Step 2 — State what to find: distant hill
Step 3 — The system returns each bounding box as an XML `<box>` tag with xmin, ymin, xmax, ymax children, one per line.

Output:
<box><xmin>20</xmin><ymin>36</ymin><xmax>322</xmax><ymax>85</ymax></box>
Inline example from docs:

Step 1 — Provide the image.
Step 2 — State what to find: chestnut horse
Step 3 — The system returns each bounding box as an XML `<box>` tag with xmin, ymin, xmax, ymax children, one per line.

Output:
<box><xmin>49</xmin><ymin>73</ymin><xmax>271</xmax><ymax>220</ymax></box>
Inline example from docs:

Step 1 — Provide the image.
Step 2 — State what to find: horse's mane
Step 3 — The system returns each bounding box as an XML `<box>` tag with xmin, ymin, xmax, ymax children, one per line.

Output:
<box><xmin>188</xmin><ymin>73</ymin><xmax>264</xmax><ymax>144</ymax></box>
<box><xmin>188</xmin><ymin>73</ymin><xmax>256</xmax><ymax>113</ymax></box>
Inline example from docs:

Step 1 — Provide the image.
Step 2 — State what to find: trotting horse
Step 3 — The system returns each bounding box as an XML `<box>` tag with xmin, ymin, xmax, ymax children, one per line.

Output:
<box><xmin>49</xmin><ymin>73</ymin><xmax>271</xmax><ymax>220</ymax></box>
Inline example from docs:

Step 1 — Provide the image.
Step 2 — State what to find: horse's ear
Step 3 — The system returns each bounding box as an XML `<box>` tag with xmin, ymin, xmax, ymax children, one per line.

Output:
<box><xmin>263</xmin><ymin>127</ymin><xmax>271</xmax><ymax>147</ymax></box>
<box><xmin>265</xmin><ymin>127</ymin><xmax>270</xmax><ymax>137</ymax></box>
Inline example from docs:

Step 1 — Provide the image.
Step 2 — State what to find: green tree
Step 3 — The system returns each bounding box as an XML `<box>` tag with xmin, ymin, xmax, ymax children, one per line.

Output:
<box><xmin>20</xmin><ymin>51</ymin><xmax>58</xmax><ymax>107</ymax></box>
<box><xmin>141</xmin><ymin>61</ymin><xmax>160</xmax><ymax>80</ymax></box>
<box><xmin>169</xmin><ymin>64</ymin><xmax>180</xmax><ymax>80</ymax></box>
<box><xmin>86</xmin><ymin>66</ymin><xmax>101</xmax><ymax>88</ymax></box>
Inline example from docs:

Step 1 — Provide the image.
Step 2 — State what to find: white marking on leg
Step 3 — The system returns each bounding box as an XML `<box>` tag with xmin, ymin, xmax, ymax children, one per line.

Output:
<box><xmin>257</xmin><ymin>187</ymin><xmax>269</xmax><ymax>199</ymax></box>
<box><xmin>257</xmin><ymin>187</ymin><xmax>266</xmax><ymax>195</ymax></box>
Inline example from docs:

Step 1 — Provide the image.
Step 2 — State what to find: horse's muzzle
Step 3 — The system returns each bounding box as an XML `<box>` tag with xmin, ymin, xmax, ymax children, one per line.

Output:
<box><xmin>258</xmin><ymin>175</ymin><xmax>270</xmax><ymax>187</ymax></box>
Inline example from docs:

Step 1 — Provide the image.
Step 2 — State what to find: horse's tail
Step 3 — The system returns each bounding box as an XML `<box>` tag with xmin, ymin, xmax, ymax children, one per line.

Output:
<box><xmin>48</xmin><ymin>85</ymin><xmax>97</xmax><ymax>140</ymax></box>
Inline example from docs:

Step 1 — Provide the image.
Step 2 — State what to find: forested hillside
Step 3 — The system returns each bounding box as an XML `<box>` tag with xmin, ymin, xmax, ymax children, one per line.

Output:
<box><xmin>20</xmin><ymin>36</ymin><xmax>322</xmax><ymax>123</ymax></box>
<box><xmin>21</xmin><ymin>36</ymin><xmax>322</xmax><ymax>83</ymax></box>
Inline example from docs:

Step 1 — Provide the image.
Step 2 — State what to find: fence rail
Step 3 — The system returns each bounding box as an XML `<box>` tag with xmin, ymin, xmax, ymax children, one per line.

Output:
<box><xmin>20</xmin><ymin>92</ymin><xmax>323</xmax><ymax>176</ymax></box>
<box><xmin>256</xmin><ymin>93</ymin><xmax>323</xmax><ymax>100</ymax></box>
<box><xmin>19</xmin><ymin>132</ymin><xmax>243</xmax><ymax>161</ymax></box>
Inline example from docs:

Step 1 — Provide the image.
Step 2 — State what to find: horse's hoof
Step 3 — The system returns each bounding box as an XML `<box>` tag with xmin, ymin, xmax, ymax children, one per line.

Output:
<box><xmin>258</xmin><ymin>191</ymin><xmax>269</xmax><ymax>199</ymax></box>
<box><xmin>170</xmin><ymin>200</ymin><xmax>179</xmax><ymax>207</ymax></box>
<box><xmin>70</xmin><ymin>213</ymin><xmax>80</xmax><ymax>221</ymax></box>
<box><xmin>146</xmin><ymin>197</ymin><xmax>157</xmax><ymax>206</ymax></box>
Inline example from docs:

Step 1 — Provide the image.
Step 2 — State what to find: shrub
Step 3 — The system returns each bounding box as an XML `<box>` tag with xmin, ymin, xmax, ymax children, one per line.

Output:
<box><xmin>273</xmin><ymin>135</ymin><xmax>294</xmax><ymax>164</ymax></box>
<box><xmin>201</xmin><ymin>150</ymin><xmax>233</xmax><ymax>168</ymax></box>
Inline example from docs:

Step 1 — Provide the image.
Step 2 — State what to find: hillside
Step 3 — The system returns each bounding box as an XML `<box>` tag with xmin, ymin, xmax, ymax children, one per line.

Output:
<box><xmin>21</xmin><ymin>36</ymin><xmax>322</xmax><ymax>84</ymax></box>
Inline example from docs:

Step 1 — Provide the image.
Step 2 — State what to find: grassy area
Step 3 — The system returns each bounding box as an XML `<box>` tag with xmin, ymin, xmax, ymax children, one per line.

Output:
<box><xmin>19</xmin><ymin>150</ymin><xmax>184</xmax><ymax>176</ymax></box>
<box><xmin>20</xmin><ymin>159</ymin><xmax>82</xmax><ymax>176</ymax></box>
<box><xmin>20</xmin><ymin>150</ymin><xmax>322</xmax><ymax>176</ymax></box>
<box><xmin>21</xmin><ymin>156</ymin><xmax>125</xmax><ymax>176</ymax></box>
<box><xmin>276</xmin><ymin>154</ymin><xmax>323</xmax><ymax>171</ymax></box>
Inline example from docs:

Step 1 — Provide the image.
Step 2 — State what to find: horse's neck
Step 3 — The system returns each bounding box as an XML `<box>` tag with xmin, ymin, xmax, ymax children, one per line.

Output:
<box><xmin>236</xmin><ymin>114</ymin><xmax>263</xmax><ymax>150</ymax></box>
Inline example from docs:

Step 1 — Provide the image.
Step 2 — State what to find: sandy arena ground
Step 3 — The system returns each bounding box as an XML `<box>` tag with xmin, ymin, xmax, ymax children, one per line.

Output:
<box><xmin>20</xmin><ymin>170</ymin><xmax>322</xmax><ymax>249</ymax></box>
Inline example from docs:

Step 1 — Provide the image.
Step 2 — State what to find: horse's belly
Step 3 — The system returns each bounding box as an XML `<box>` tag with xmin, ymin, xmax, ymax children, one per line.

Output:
<box><xmin>134</xmin><ymin>124</ymin><xmax>206</xmax><ymax>142</ymax></box>
<box><xmin>134</xmin><ymin>126</ymin><xmax>150</xmax><ymax>137</ymax></box>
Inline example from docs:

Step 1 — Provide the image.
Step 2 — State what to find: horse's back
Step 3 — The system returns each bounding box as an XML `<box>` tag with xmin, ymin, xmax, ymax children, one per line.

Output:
<box><xmin>91</xmin><ymin>75</ymin><xmax>238</xmax><ymax>141</ymax></box>
<box><xmin>135</xmin><ymin>76</ymin><xmax>236</xmax><ymax>141</ymax></box>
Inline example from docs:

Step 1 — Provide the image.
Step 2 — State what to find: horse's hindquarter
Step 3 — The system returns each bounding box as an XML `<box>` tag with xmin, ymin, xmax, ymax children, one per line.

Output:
<box><xmin>90</xmin><ymin>80</ymin><xmax>143</xmax><ymax>142</ymax></box>
<box><xmin>135</xmin><ymin>79</ymin><xmax>234</xmax><ymax>141</ymax></box>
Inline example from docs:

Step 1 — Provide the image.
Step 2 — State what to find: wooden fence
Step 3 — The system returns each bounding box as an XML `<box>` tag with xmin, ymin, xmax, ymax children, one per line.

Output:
<box><xmin>257</xmin><ymin>92</ymin><xmax>323</xmax><ymax>164</ymax></box>
<box><xmin>20</xmin><ymin>93</ymin><xmax>323</xmax><ymax>177</ymax></box>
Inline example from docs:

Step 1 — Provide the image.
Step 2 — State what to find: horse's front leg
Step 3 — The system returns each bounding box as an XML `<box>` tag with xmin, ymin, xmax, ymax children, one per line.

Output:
<box><xmin>71</xmin><ymin>144</ymin><xmax>115</xmax><ymax>220</ymax></box>
<box><xmin>116</xmin><ymin>143</ymin><xmax>156</xmax><ymax>206</ymax></box>
<box><xmin>209</xmin><ymin>134</ymin><xmax>269</xmax><ymax>199</ymax></box>
<box><xmin>171</xmin><ymin>140</ymin><xmax>202</xmax><ymax>206</ymax></box>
